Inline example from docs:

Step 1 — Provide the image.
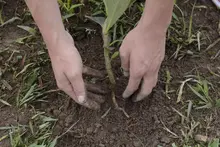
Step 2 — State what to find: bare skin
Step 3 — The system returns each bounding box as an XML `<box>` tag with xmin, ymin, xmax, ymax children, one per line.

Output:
<box><xmin>120</xmin><ymin>0</ymin><xmax>174</xmax><ymax>101</ymax></box>
<box><xmin>25</xmin><ymin>0</ymin><xmax>174</xmax><ymax>109</ymax></box>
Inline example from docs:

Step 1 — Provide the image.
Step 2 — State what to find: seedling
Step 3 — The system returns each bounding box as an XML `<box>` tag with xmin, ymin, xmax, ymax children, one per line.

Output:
<box><xmin>87</xmin><ymin>0</ymin><xmax>131</xmax><ymax>117</ymax></box>
<box><xmin>16</xmin><ymin>25</ymin><xmax>36</xmax><ymax>44</ymax></box>
<box><xmin>187</xmin><ymin>79</ymin><xmax>213</xmax><ymax>109</ymax></box>
<box><xmin>58</xmin><ymin>0</ymin><xmax>84</xmax><ymax>19</ymax></box>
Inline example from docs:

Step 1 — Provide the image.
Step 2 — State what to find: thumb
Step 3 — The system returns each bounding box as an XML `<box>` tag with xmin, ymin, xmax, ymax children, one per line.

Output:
<box><xmin>119</xmin><ymin>43</ymin><xmax>130</xmax><ymax>77</ymax></box>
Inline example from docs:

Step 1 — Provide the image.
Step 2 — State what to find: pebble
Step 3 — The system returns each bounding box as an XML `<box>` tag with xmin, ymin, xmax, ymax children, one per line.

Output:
<box><xmin>86</xmin><ymin>127</ymin><xmax>93</xmax><ymax>134</ymax></box>
<box><xmin>112</xmin><ymin>127</ymin><xmax>118</xmax><ymax>133</ymax></box>
<box><xmin>65</xmin><ymin>115</ymin><xmax>73</xmax><ymax>126</ymax></box>
<box><xmin>133</xmin><ymin>140</ymin><xmax>142</xmax><ymax>147</ymax></box>
<box><xmin>59</xmin><ymin>112</ymin><xmax>66</xmax><ymax>120</ymax></box>
<box><xmin>195</xmin><ymin>134</ymin><xmax>208</xmax><ymax>142</ymax></box>
<box><xmin>53</xmin><ymin>109</ymin><xmax>61</xmax><ymax>116</ymax></box>
<box><xmin>99</xmin><ymin>143</ymin><xmax>105</xmax><ymax>147</ymax></box>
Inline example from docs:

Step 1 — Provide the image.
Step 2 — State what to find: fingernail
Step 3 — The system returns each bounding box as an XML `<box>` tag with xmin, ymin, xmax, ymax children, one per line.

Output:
<box><xmin>123</xmin><ymin>71</ymin><xmax>129</xmax><ymax>77</ymax></box>
<box><xmin>123</xmin><ymin>91</ymin><xmax>132</xmax><ymax>99</ymax></box>
<box><xmin>78</xmin><ymin>95</ymin><xmax>86</xmax><ymax>104</ymax></box>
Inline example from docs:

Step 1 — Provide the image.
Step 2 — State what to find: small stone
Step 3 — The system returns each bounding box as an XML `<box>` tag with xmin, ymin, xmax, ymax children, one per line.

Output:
<box><xmin>53</xmin><ymin>125</ymin><xmax>62</xmax><ymax>136</ymax></box>
<box><xmin>112</xmin><ymin>127</ymin><xmax>117</xmax><ymax>133</ymax></box>
<box><xmin>99</xmin><ymin>143</ymin><xmax>105</xmax><ymax>147</ymax></box>
<box><xmin>195</xmin><ymin>134</ymin><xmax>208</xmax><ymax>142</ymax></box>
<box><xmin>59</xmin><ymin>120</ymin><xmax>64</xmax><ymax>126</ymax></box>
<box><xmin>53</xmin><ymin>109</ymin><xmax>61</xmax><ymax>116</ymax></box>
<box><xmin>95</xmin><ymin>123</ymin><xmax>102</xmax><ymax>128</ymax></box>
<box><xmin>65</xmin><ymin>115</ymin><xmax>73</xmax><ymax>126</ymax></box>
<box><xmin>161</xmin><ymin>136</ymin><xmax>171</xmax><ymax>144</ymax></box>
<box><xmin>86</xmin><ymin>127</ymin><xmax>93</xmax><ymax>134</ymax></box>
<box><xmin>133</xmin><ymin>140</ymin><xmax>142</xmax><ymax>147</ymax></box>
<box><xmin>110</xmin><ymin>134</ymin><xmax>115</xmax><ymax>140</ymax></box>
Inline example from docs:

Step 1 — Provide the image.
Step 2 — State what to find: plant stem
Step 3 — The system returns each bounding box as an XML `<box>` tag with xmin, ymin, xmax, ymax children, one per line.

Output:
<box><xmin>103</xmin><ymin>33</ymin><xmax>129</xmax><ymax>118</ymax></box>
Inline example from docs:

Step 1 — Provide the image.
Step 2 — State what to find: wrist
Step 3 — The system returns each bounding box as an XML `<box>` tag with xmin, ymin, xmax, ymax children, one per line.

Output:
<box><xmin>136</xmin><ymin>21</ymin><xmax>167</xmax><ymax>38</ymax></box>
<box><xmin>138</xmin><ymin>0</ymin><xmax>174</xmax><ymax>35</ymax></box>
<box><xmin>45</xmin><ymin>30</ymin><xmax>74</xmax><ymax>53</ymax></box>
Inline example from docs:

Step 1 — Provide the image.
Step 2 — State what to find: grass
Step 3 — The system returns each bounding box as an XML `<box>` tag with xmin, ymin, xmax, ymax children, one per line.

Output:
<box><xmin>0</xmin><ymin>112</ymin><xmax>58</xmax><ymax>147</ymax></box>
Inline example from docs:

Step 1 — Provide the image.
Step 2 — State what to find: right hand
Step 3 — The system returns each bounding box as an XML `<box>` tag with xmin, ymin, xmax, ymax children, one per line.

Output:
<box><xmin>47</xmin><ymin>31</ymin><xmax>106</xmax><ymax>110</ymax></box>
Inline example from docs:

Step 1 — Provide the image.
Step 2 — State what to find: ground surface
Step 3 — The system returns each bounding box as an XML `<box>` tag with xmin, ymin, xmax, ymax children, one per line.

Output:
<box><xmin>0</xmin><ymin>0</ymin><xmax>220</xmax><ymax>147</ymax></box>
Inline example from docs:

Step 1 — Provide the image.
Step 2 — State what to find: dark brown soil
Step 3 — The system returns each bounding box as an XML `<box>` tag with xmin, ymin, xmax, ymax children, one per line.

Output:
<box><xmin>0</xmin><ymin>0</ymin><xmax>220</xmax><ymax>147</ymax></box>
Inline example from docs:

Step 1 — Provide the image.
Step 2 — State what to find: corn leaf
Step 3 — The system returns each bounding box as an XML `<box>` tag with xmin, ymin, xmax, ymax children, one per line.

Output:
<box><xmin>103</xmin><ymin>0</ymin><xmax>131</xmax><ymax>34</ymax></box>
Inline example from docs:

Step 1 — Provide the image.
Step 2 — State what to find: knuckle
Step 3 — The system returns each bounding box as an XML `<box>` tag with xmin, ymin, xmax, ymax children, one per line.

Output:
<box><xmin>132</xmin><ymin>69</ymin><xmax>145</xmax><ymax>78</ymax></box>
<box><xmin>70</xmin><ymin>72</ymin><xmax>81</xmax><ymax>80</ymax></box>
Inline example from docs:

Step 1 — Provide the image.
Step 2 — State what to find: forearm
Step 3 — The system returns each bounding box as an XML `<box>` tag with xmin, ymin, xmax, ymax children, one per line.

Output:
<box><xmin>139</xmin><ymin>0</ymin><xmax>174</xmax><ymax>33</ymax></box>
<box><xmin>25</xmin><ymin>0</ymin><xmax>65</xmax><ymax>49</ymax></box>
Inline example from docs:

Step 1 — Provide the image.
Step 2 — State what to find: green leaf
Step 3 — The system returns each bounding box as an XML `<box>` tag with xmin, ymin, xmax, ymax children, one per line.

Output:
<box><xmin>49</xmin><ymin>137</ymin><xmax>58</xmax><ymax>147</ymax></box>
<box><xmin>0</xmin><ymin>99</ymin><xmax>11</xmax><ymax>106</ymax></box>
<box><xmin>103</xmin><ymin>0</ymin><xmax>131</xmax><ymax>34</ymax></box>
<box><xmin>17</xmin><ymin>25</ymin><xmax>36</xmax><ymax>36</ymax></box>
<box><xmin>208</xmin><ymin>139</ymin><xmax>219</xmax><ymax>147</ymax></box>
<box><xmin>188</xmin><ymin>84</ymin><xmax>208</xmax><ymax>103</ymax></box>
<box><xmin>85</xmin><ymin>16</ymin><xmax>105</xmax><ymax>27</ymax></box>
<box><xmin>69</xmin><ymin>4</ymin><xmax>84</xmax><ymax>12</ymax></box>
<box><xmin>215</xmin><ymin>99</ymin><xmax>220</xmax><ymax>108</ymax></box>
<box><xmin>111</xmin><ymin>51</ymin><xmax>119</xmax><ymax>60</ymax></box>
<box><xmin>29</xmin><ymin>143</ymin><xmax>46</xmax><ymax>147</ymax></box>
<box><xmin>43</xmin><ymin>116</ymin><xmax>58</xmax><ymax>122</ymax></box>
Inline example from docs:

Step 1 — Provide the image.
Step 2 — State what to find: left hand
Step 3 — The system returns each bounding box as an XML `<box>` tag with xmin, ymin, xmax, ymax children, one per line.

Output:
<box><xmin>119</xmin><ymin>25</ymin><xmax>166</xmax><ymax>102</ymax></box>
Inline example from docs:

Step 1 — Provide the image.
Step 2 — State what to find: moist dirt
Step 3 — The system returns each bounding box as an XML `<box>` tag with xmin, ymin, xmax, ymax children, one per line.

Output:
<box><xmin>0</xmin><ymin>0</ymin><xmax>220</xmax><ymax>147</ymax></box>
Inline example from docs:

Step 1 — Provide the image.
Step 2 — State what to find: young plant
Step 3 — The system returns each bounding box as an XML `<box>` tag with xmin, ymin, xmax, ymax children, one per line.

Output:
<box><xmin>87</xmin><ymin>0</ymin><xmax>131</xmax><ymax>117</ymax></box>
<box><xmin>187</xmin><ymin>78</ymin><xmax>213</xmax><ymax>109</ymax></box>
<box><xmin>58</xmin><ymin>0</ymin><xmax>84</xmax><ymax>19</ymax></box>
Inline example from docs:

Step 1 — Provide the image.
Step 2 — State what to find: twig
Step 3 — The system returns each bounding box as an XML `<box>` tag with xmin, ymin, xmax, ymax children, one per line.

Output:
<box><xmin>161</xmin><ymin>120</ymin><xmax>178</xmax><ymax>138</ymax></box>
<box><xmin>203</xmin><ymin>38</ymin><xmax>220</xmax><ymax>52</ymax></box>
<box><xmin>58</xmin><ymin>119</ymin><xmax>80</xmax><ymax>139</ymax></box>
<box><xmin>101</xmin><ymin>107</ymin><xmax>111</xmax><ymax>119</ymax></box>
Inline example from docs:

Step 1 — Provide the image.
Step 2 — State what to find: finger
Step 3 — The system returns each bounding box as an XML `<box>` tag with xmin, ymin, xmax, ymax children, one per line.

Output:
<box><xmin>83</xmin><ymin>66</ymin><xmax>105</xmax><ymax>78</ymax></box>
<box><xmin>132</xmin><ymin>72</ymin><xmax>158</xmax><ymax>102</ymax></box>
<box><xmin>122</xmin><ymin>74</ymin><xmax>143</xmax><ymax>99</ymax></box>
<box><xmin>119</xmin><ymin>43</ymin><xmax>130</xmax><ymax>77</ymax></box>
<box><xmin>88</xmin><ymin>92</ymin><xmax>105</xmax><ymax>104</ymax></box>
<box><xmin>85</xmin><ymin>82</ymin><xmax>108</xmax><ymax>95</ymax></box>
<box><xmin>81</xmin><ymin>97</ymin><xmax>100</xmax><ymax>110</ymax></box>
<box><xmin>64</xmin><ymin>88</ymin><xmax>100</xmax><ymax>110</ymax></box>
<box><xmin>67</xmin><ymin>72</ymin><xmax>87</xmax><ymax>104</ymax></box>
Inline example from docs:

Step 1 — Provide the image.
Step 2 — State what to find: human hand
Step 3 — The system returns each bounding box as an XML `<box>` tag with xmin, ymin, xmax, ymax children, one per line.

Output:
<box><xmin>119</xmin><ymin>25</ymin><xmax>166</xmax><ymax>102</ymax></box>
<box><xmin>48</xmin><ymin>31</ymin><xmax>106</xmax><ymax>109</ymax></box>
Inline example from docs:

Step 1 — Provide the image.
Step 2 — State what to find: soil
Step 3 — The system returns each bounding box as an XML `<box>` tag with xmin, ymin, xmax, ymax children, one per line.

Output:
<box><xmin>0</xmin><ymin>0</ymin><xmax>220</xmax><ymax>147</ymax></box>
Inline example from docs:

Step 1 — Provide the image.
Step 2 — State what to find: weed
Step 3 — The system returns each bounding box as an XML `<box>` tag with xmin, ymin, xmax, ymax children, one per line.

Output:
<box><xmin>172</xmin><ymin>138</ymin><xmax>220</xmax><ymax>147</ymax></box>
<box><xmin>16</xmin><ymin>25</ymin><xmax>36</xmax><ymax>44</ymax></box>
<box><xmin>58</xmin><ymin>0</ymin><xmax>84</xmax><ymax>19</ymax></box>
<box><xmin>168</xmin><ymin>1</ymin><xmax>202</xmax><ymax>60</ymax></box>
<box><xmin>0</xmin><ymin>112</ymin><xmax>57</xmax><ymax>147</ymax></box>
